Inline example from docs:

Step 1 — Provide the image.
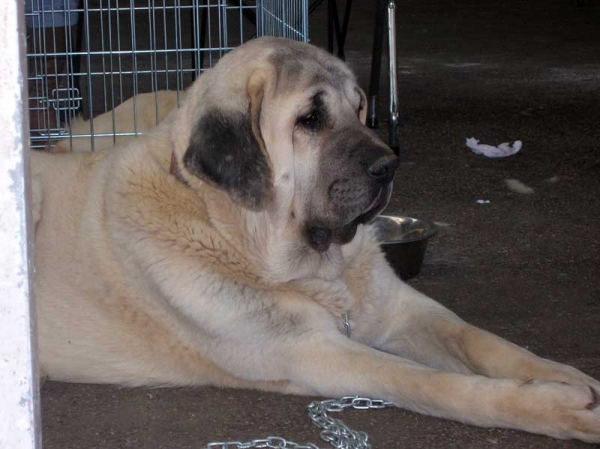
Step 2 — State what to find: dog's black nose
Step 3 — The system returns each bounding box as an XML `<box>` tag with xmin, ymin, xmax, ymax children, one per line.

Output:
<box><xmin>366</xmin><ymin>155</ymin><xmax>399</xmax><ymax>181</ymax></box>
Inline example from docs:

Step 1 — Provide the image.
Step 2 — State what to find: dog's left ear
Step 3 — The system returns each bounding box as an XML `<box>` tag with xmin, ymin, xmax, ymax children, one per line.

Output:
<box><xmin>183</xmin><ymin>70</ymin><xmax>274</xmax><ymax>211</ymax></box>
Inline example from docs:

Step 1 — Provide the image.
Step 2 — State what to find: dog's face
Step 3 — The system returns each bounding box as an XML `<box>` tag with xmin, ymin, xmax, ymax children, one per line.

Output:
<box><xmin>279</xmin><ymin>69</ymin><xmax>397</xmax><ymax>253</ymax></box>
<box><xmin>178</xmin><ymin>37</ymin><xmax>398</xmax><ymax>276</ymax></box>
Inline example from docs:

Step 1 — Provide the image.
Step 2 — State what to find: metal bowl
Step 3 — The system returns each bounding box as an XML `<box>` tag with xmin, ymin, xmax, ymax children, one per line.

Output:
<box><xmin>373</xmin><ymin>215</ymin><xmax>437</xmax><ymax>280</ymax></box>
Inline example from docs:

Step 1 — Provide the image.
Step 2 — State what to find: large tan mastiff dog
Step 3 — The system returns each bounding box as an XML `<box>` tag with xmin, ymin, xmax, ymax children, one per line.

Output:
<box><xmin>31</xmin><ymin>37</ymin><xmax>600</xmax><ymax>442</ymax></box>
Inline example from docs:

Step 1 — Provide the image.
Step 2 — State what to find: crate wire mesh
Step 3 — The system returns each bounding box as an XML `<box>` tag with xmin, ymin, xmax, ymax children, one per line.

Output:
<box><xmin>25</xmin><ymin>0</ymin><xmax>308</xmax><ymax>150</ymax></box>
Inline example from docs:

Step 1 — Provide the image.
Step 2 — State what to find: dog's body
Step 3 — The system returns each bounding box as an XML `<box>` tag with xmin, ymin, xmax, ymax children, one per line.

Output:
<box><xmin>32</xmin><ymin>37</ymin><xmax>600</xmax><ymax>442</ymax></box>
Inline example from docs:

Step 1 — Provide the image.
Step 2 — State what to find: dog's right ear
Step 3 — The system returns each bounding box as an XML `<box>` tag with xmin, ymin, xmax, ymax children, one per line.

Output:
<box><xmin>182</xmin><ymin>70</ymin><xmax>274</xmax><ymax>211</ymax></box>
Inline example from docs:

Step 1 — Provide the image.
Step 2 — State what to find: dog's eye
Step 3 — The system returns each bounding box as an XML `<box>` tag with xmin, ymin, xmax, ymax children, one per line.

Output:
<box><xmin>297</xmin><ymin>111</ymin><xmax>321</xmax><ymax>131</ymax></box>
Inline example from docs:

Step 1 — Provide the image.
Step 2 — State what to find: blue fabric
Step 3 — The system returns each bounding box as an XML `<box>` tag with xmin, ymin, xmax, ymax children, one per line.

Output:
<box><xmin>25</xmin><ymin>0</ymin><xmax>79</xmax><ymax>28</ymax></box>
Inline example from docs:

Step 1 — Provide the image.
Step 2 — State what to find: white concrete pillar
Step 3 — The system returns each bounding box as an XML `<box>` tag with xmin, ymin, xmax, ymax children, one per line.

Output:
<box><xmin>0</xmin><ymin>0</ymin><xmax>42</xmax><ymax>448</ymax></box>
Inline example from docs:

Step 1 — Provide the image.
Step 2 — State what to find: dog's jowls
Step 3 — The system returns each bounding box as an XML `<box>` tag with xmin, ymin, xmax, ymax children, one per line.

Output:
<box><xmin>31</xmin><ymin>37</ymin><xmax>600</xmax><ymax>442</ymax></box>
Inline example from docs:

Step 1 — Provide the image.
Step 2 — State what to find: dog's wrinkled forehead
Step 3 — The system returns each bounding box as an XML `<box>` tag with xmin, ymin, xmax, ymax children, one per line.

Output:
<box><xmin>267</xmin><ymin>45</ymin><xmax>356</xmax><ymax>93</ymax></box>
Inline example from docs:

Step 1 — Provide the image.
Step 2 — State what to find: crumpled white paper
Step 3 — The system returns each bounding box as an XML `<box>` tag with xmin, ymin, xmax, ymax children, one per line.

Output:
<box><xmin>466</xmin><ymin>137</ymin><xmax>522</xmax><ymax>158</ymax></box>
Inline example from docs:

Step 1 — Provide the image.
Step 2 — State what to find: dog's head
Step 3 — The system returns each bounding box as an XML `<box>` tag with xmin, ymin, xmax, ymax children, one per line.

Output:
<box><xmin>173</xmin><ymin>37</ymin><xmax>398</xmax><ymax>278</ymax></box>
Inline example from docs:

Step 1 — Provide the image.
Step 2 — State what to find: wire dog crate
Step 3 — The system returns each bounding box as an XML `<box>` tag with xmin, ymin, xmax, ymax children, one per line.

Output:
<box><xmin>25</xmin><ymin>0</ymin><xmax>308</xmax><ymax>151</ymax></box>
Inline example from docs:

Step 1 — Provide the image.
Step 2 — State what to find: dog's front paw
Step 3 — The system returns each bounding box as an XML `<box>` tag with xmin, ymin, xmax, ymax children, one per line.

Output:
<box><xmin>517</xmin><ymin>381</ymin><xmax>600</xmax><ymax>443</ymax></box>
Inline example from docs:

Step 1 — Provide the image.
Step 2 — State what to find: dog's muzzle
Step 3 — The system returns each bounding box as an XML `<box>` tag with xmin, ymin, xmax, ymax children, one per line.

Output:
<box><xmin>306</xmin><ymin>180</ymin><xmax>394</xmax><ymax>252</ymax></box>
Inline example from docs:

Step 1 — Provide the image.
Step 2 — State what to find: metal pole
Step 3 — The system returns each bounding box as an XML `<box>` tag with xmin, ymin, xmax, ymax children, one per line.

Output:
<box><xmin>0</xmin><ymin>0</ymin><xmax>41</xmax><ymax>448</ymax></box>
<box><xmin>327</xmin><ymin>0</ymin><xmax>334</xmax><ymax>53</ymax></box>
<box><xmin>367</xmin><ymin>0</ymin><xmax>385</xmax><ymax>129</ymax></box>
<box><xmin>387</xmin><ymin>0</ymin><xmax>399</xmax><ymax>153</ymax></box>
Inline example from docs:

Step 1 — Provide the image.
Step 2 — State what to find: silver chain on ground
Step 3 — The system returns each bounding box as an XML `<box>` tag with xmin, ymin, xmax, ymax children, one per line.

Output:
<box><xmin>206</xmin><ymin>396</ymin><xmax>394</xmax><ymax>449</ymax></box>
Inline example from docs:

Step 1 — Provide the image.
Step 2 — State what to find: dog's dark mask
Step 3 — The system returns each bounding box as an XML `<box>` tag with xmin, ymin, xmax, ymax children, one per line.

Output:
<box><xmin>303</xmin><ymin>128</ymin><xmax>397</xmax><ymax>252</ymax></box>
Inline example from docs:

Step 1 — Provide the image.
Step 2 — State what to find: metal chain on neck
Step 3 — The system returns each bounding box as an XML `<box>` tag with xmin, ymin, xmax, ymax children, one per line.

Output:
<box><xmin>206</xmin><ymin>396</ymin><xmax>394</xmax><ymax>449</ymax></box>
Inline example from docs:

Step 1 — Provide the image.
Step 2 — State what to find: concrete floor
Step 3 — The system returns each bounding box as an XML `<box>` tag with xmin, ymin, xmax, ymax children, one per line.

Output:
<box><xmin>41</xmin><ymin>1</ymin><xmax>600</xmax><ymax>448</ymax></box>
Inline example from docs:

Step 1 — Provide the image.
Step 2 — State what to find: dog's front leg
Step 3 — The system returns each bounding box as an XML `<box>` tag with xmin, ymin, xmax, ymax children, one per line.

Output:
<box><xmin>347</xmin><ymin>258</ymin><xmax>600</xmax><ymax>410</ymax></box>
<box><xmin>286</xmin><ymin>327</ymin><xmax>600</xmax><ymax>443</ymax></box>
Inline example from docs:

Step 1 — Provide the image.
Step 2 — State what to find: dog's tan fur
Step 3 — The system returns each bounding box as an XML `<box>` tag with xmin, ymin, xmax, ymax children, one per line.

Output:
<box><xmin>31</xmin><ymin>37</ymin><xmax>600</xmax><ymax>442</ymax></box>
